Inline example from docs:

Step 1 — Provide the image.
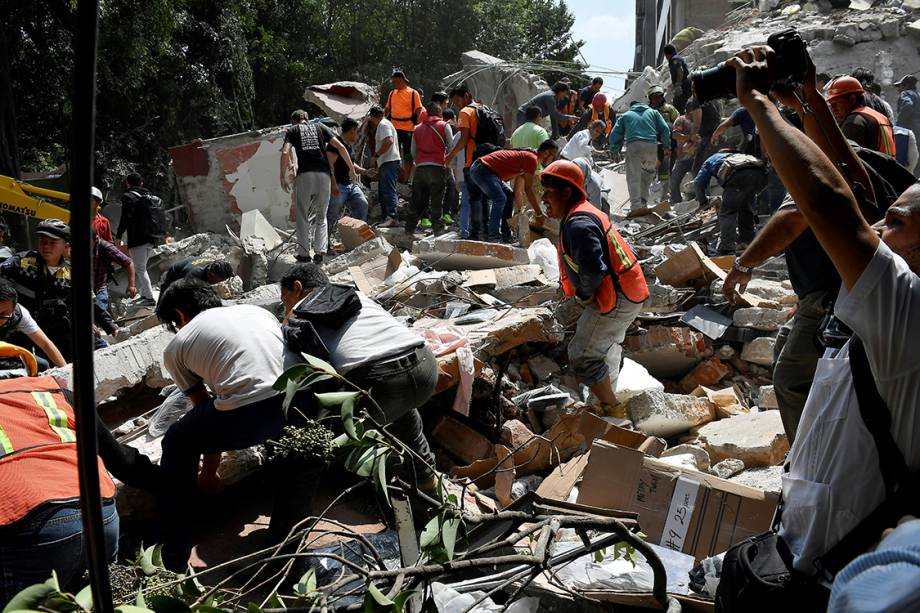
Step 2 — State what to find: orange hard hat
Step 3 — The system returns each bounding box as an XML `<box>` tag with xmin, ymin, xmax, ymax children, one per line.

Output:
<box><xmin>541</xmin><ymin>160</ymin><xmax>586</xmax><ymax>201</ymax></box>
<box><xmin>825</xmin><ymin>76</ymin><xmax>864</xmax><ymax>102</ymax></box>
<box><xmin>592</xmin><ymin>92</ymin><xmax>607</xmax><ymax>110</ymax></box>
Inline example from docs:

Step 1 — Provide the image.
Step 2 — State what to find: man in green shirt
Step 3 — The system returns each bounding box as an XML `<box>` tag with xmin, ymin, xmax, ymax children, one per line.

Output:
<box><xmin>510</xmin><ymin>106</ymin><xmax>550</xmax><ymax>149</ymax></box>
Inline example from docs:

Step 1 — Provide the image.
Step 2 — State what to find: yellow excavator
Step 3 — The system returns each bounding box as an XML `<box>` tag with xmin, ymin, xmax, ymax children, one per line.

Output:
<box><xmin>0</xmin><ymin>175</ymin><xmax>71</xmax><ymax>222</ymax></box>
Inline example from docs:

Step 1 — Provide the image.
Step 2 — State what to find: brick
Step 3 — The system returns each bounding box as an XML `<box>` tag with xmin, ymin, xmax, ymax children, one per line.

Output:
<box><xmin>432</xmin><ymin>415</ymin><xmax>494</xmax><ymax>464</ymax></box>
<box><xmin>679</xmin><ymin>357</ymin><xmax>732</xmax><ymax>393</ymax></box>
<box><xmin>336</xmin><ymin>216</ymin><xmax>376</xmax><ymax>250</ymax></box>
<box><xmin>500</xmin><ymin>419</ymin><xmax>535</xmax><ymax>450</ymax></box>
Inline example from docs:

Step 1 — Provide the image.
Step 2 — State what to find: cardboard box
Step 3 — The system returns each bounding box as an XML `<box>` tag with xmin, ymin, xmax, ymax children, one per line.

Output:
<box><xmin>577</xmin><ymin>441</ymin><xmax>778</xmax><ymax>561</ymax></box>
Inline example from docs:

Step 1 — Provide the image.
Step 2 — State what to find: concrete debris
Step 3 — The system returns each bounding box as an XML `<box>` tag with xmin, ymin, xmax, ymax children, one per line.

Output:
<box><xmin>660</xmin><ymin>444</ymin><xmax>712</xmax><ymax>472</ymax></box>
<box><xmin>758</xmin><ymin>385</ymin><xmax>779</xmax><ymax>410</ymax></box>
<box><xmin>336</xmin><ymin>216</ymin><xmax>377</xmax><ymax>251</ymax></box>
<box><xmin>679</xmin><ymin>357</ymin><xmax>732</xmax><ymax>393</ymax></box>
<box><xmin>740</xmin><ymin>336</ymin><xmax>776</xmax><ymax>366</ymax></box>
<box><xmin>623</xmin><ymin>326</ymin><xmax>711</xmax><ymax>378</ymax></box>
<box><xmin>413</xmin><ymin>234</ymin><xmax>531</xmax><ymax>270</ymax></box>
<box><xmin>712</xmin><ymin>458</ymin><xmax>746</xmax><ymax>480</ymax></box>
<box><xmin>627</xmin><ymin>390</ymin><xmax>716</xmax><ymax>438</ymax></box>
<box><xmin>732</xmin><ymin>307</ymin><xmax>789</xmax><ymax>331</ymax></box>
<box><xmin>302</xmin><ymin>81</ymin><xmax>378</xmax><ymax>122</ymax></box>
<box><xmin>697</xmin><ymin>411</ymin><xmax>790</xmax><ymax>468</ymax></box>
<box><xmin>729</xmin><ymin>466</ymin><xmax>784</xmax><ymax>496</ymax></box>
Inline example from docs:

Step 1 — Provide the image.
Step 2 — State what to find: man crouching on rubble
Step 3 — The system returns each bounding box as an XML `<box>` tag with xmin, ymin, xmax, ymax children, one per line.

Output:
<box><xmin>155</xmin><ymin>277</ymin><xmax>304</xmax><ymax>566</ymax></box>
<box><xmin>715</xmin><ymin>46</ymin><xmax>920</xmax><ymax>610</ymax></box>
<box><xmin>541</xmin><ymin>160</ymin><xmax>649</xmax><ymax>417</ymax></box>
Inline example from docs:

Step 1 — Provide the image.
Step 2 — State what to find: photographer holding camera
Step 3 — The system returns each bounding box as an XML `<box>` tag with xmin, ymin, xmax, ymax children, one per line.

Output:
<box><xmin>711</xmin><ymin>39</ymin><xmax>920</xmax><ymax>611</ymax></box>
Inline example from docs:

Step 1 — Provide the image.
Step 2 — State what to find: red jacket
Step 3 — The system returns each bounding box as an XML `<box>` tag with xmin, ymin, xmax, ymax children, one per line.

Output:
<box><xmin>413</xmin><ymin>117</ymin><xmax>450</xmax><ymax>166</ymax></box>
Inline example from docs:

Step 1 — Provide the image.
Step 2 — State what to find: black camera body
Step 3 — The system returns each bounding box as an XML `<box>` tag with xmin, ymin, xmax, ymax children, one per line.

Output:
<box><xmin>689</xmin><ymin>29</ymin><xmax>809</xmax><ymax>102</ymax></box>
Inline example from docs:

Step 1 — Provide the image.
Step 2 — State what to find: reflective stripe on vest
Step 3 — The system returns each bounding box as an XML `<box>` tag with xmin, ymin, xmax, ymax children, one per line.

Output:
<box><xmin>0</xmin><ymin>425</ymin><xmax>12</xmax><ymax>455</ymax></box>
<box><xmin>557</xmin><ymin>201</ymin><xmax>650</xmax><ymax>314</ymax></box>
<box><xmin>853</xmin><ymin>107</ymin><xmax>895</xmax><ymax>156</ymax></box>
<box><xmin>32</xmin><ymin>391</ymin><xmax>76</xmax><ymax>444</ymax></box>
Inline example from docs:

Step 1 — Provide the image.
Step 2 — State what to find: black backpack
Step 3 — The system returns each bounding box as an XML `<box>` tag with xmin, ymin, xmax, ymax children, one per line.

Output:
<box><xmin>852</xmin><ymin>143</ymin><xmax>917</xmax><ymax>215</ymax></box>
<box><xmin>473</xmin><ymin>105</ymin><xmax>506</xmax><ymax>148</ymax></box>
<box><xmin>128</xmin><ymin>190</ymin><xmax>168</xmax><ymax>239</ymax></box>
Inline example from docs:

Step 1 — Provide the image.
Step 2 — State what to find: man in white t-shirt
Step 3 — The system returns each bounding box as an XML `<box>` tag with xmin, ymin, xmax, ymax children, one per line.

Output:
<box><xmin>0</xmin><ymin>279</ymin><xmax>66</xmax><ymax>369</ymax></box>
<box><xmin>155</xmin><ymin>277</ymin><xmax>302</xmax><ymax>565</ymax></box>
<box><xmin>367</xmin><ymin>105</ymin><xmax>402</xmax><ymax>227</ymax></box>
<box><xmin>716</xmin><ymin>47</ymin><xmax>920</xmax><ymax>608</ymax></box>
<box><xmin>561</xmin><ymin>120</ymin><xmax>606</xmax><ymax>161</ymax></box>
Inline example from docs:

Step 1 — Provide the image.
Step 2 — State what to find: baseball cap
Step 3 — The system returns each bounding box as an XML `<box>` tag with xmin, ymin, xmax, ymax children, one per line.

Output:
<box><xmin>36</xmin><ymin>218</ymin><xmax>70</xmax><ymax>241</ymax></box>
<box><xmin>91</xmin><ymin>186</ymin><xmax>103</xmax><ymax>201</ymax></box>
<box><xmin>894</xmin><ymin>74</ymin><xmax>918</xmax><ymax>87</ymax></box>
<box><xmin>391</xmin><ymin>69</ymin><xmax>408</xmax><ymax>82</ymax></box>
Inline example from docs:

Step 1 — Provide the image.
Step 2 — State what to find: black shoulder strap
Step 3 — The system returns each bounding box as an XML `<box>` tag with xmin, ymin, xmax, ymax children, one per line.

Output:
<box><xmin>815</xmin><ymin>336</ymin><xmax>915</xmax><ymax>576</ymax></box>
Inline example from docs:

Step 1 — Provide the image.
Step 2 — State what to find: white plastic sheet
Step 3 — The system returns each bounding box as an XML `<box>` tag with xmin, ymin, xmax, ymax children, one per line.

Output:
<box><xmin>431</xmin><ymin>582</ymin><xmax>539</xmax><ymax>613</ymax></box>
<box><xmin>527</xmin><ymin>238</ymin><xmax>559</xmax><ymax>282</ymax></box>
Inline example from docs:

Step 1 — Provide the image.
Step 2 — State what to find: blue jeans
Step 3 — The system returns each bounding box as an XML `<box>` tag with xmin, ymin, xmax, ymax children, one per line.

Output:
<box><xmin>470</xmin><ymin>161</ymin><xmax>508</xmax><ymax>241</ymax></box>
<box><xmin>95</xmin><ymin>287</ymin><xmax>109</xmax><ymax>313</ymax></box>
<box><xmin>0</xmin><ymin>500</ymin><xmax>118</xmax><ymax>602</ymax></box>
<box><xmin>460</xmin><ymin>167</ymin><xmax>489</xmax><ymax>239</ymax></box>
<box><xmin>378</xmin><ymin>161</ymin><xmax>400</xmax><ymax>220</ymax></box>
<box><xmin>327</xmin><ymin>183</ymin><xmax>369</xmax><ymax>226</ymax></box>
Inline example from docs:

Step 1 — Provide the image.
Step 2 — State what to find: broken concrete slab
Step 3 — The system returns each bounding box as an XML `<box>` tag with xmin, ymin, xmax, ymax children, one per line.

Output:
<box><xmin>697</xmin><ymin>410</ymin><xmax>789</xmax><ymax>468</ymax></box>
<box><xmin>759</xmin><ymin>385</ymin><xmax>779</xmax><ymax>410</ymax></box>
<box><xmin>413</xmin><ymin>234</ymin><xmax>530</xmax><ymax>271</ymax></box>
<box><xmin>623</xmin><ymin>326</ymin><xmax>711</xmax><ymax>379</ymax></box>
<box><xmin>741</xmin><ymin>336</ymin><xmax>776</xmax><ymax>366</ymax></box>
<box><xmin>729</xmin><ymin>466</ymin><xmax>783</xmax><ymax>495</ymax></box>
<box><xmin>627</xmin><ymin>390</ymin><xmax>715</xmax><ymax>438</ymax></box>
<box><xmin>691</xmin><ymin>385</ymin><xmax>749</xmax><ymax>419</ymax></box>
<box><xmin>303</xmin><ymin>81</ymin><xmax>377</xmax><ymax>122</ymax></box>
<box><xmin>325</xmin><ymin>237</ymin><xmax>394</xmax><ymax>276</ymax></box>
<box><xmin>660</xmin><ymin>444</ymin><xmax>711</xmax><ymax>472</ymax></box>
<box><xmin>462</xmin><ymin>265</ymin><xmax>544</xmax><ymax>290</ymax></box>
<box><xmin>614</xmin><ymin>357</ymin><xmax>665</xmax><ymax>403</ymax></box>
<box><xmin>733</xmin><ymin>307</ymin><xmax>789</xmax><ymax>331</ymax></box>
<box><xmin>239</xmin><ymin>209</ymin><xmax>283</xmax><ymax>252</ymax></box>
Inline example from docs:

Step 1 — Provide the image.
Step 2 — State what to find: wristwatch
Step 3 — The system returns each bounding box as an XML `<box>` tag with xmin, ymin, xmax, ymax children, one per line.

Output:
<box><xmin>732</xmin><ymin>258</ymin><xmax>754</xmax><ymax>274</ymax></box>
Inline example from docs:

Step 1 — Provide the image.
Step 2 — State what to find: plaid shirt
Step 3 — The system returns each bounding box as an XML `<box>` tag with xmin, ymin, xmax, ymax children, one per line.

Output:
<box><xmin>93</xmin><ymin>238</ymin><xmax>132</xmax><ymax>292</ymax></box>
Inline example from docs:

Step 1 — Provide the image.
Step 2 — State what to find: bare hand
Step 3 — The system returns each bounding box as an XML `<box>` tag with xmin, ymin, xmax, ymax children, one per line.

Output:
<box><xmin>127</xmin><ymin>285</ymin><xmax>138</xmax><ymax>298</ymax></box>
<box><xmin>723</xmin><ymin>266</ymin><xmax>752</xmax><ymax>303</ymax></box>
<box><xmin>725</xmin><ymin>47</ymin><xmax>776</xmax><ymax>108</ymax></box>
<box><xmin>331</xmin><ymin>182</ymin><xmax>340</xmax><ymax>197</ymax></box>
<box><xmin>281</xmin><ymin>177</ymin><xmax>293</xmax><ymax>194</ymax></box>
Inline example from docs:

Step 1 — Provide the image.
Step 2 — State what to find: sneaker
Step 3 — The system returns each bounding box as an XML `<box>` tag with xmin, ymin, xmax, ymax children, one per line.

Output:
<box><xmin>441</xmin><ymin>213</ymin><xmax>455</xmax><ymax>226</ymax></box>
<box><xmin>378</xmin><ymin>217</ymin><xmax>400</xmax><ymax>228</ymax></box>
<box><xmin>137</xmin><ymin>297</ymin><xmax>156</xmax><ymax>307</ymax></box>
<box><xmin>419</xmin><ymin>218</ymin><xmax>432</xmax><ymax>229</ymax></box>
<box><xmin>312</xmin><ymin>253</ymin><xmax>323</xmax><ymax>264</ymax></box>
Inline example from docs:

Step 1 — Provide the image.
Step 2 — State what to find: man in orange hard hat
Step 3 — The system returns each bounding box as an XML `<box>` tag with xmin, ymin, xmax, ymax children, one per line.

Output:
<box><xmin>825</xmin><ymin>75</ymin><xmax>895</xmax><ymax>156</ymax></box>
<box><xmin>541</xmin><ymin>160</ymin><xmax>648</xmax><ymax>417</ymax></box>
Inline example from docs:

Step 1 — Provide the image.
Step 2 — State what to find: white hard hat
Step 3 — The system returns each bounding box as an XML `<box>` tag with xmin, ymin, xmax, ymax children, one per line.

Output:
<box><xmin>91</xmin><ymin>186</ymin><xmax>103</xmax><ymax>201</ymax></box>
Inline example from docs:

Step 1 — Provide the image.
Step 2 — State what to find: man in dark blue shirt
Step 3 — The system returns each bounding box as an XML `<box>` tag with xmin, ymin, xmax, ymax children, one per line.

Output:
<box><xmin>694</xmin><ymin>151</ymin><xmax>767</xmax><ymax>255</ymax></box>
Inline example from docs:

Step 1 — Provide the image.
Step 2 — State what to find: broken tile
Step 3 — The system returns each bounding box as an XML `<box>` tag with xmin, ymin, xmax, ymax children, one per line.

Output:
<box><xmin>679</xmin><ymin>357</ymin><xmax>732</xmax><ymax>393</ymax></box>
<box><xmin>336</xmin><ymin>216</ymin><xmax>376</xmax><ymax>251</ymax></box>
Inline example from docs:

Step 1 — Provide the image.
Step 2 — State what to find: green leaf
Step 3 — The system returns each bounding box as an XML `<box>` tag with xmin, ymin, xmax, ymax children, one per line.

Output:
<box><xmin>75</xmin><ymin>584</ymin><xmax>93</xmax><ymax>611</ymax></box>
<box><xmin>282</xmin><ymin>378</ymin><xmax>300</xmax><ymax>415</ymax></box>
<box><xmin>117</xmin><ymin>606</ymin><xmax>156</xmax><ymax>613</ymax></box>
<box><xmin>136</xmin><ymin>588</ymin><xmax>147</xmax><ymax>608</ymax></box>
<box><xmin>192</xmin><ymin>606</ymin><xmax>228</xmax><ymax>613</ymax></box>
<box><xmin>45</xmin><ymin>571</ymin><xmax>60</xmax><ymax>592</ymax></box>
<box><xmin>267</xmin><ymin>593</ymin><xmax>285</xmax><ymax>609</ymax></box>
<box><xmin>341</xmin><ymin>396</ymin><xmax>357</xmax><ymax>440</ymax></box>
<box><xmin>2</xmin><ymin>583</ymin><xmax>55</xmax><ymax>613</ymax></box>
<box><xmin>593</xmin><ymin>549</ymin><xmax>604</xmax><ymax>563</ymax></box>
<box><xmin>139</xmin><ymin>544</ymin><xmax>158</xmax><ymax>576</ymax></box>
<box><xmin>375</xmin><ymin>450</ymin><xmax>390</xmax><ymax>505</ymax></box>
<box><xmin>366</xmin><ymin>583</ymin><xmax>393</xmax><ymax>606</ymax></box>
<box><xmin>147</xmin><ymin>594</ymin><xmax>192</xmax><ymax>613</ymax></box>
<box><xmin>293</xmin><ymin>568</ymin><xmax>316</xmax><ymax>596</ymax></box>
<box><xmin>356</xmin><ymin>448</ymin><xmax>387</xmax><ymax>478</ymax></box>
<box><xmin>315</xmin><ymin>391</ymin><xmax>360</xmax><ymax>408</ymax></box>
<box><xmin>245</xmin><ymin>603</ymin><xmax>264</xmax><ymax>613</ymax></box>
<box><xmin>151</xmin><ymin>544</ymin><xmax>164</xmax><ymax>569</ymax></box>
<box><xmin>419</xmin><ymin>516</ymin><xmax>441</xmax><ymax>549</ymax></box>
<box><xmin>273</xmin><ymin>363</ymin><xmax>312</xmax><ymax>392</ymax></box>
<box><xmin>441</xmin><ymin>516</ymin><xmax>461</xmax><ymax>560</ymax></box>
<box><xmin>331</xmin><ymin>433</ymin><xmax>351</xmax><ymax>448</ymax></box>
<box><xmin>301</xmin><ymin>353</ymin><xmax>337</xmax><ymax>375</ymax></box>
<box><xmin>392</xmin><ymin>590</ymin><xmax>418</xmax><ymax>613</ymax></box>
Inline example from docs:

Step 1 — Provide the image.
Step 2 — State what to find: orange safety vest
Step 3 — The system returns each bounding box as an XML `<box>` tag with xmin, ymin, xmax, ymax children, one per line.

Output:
<box><xmin>591</xmin><ymin>104</ymin><xmax>614</xmax><ymax>136</ymax></box>
<box><xmin>558</xmin><ymin>201</ymin><xmax>649</xmax><ymax>314</ymax></box>
<box><xmin>0</xmin><ymin>376</ymin><xmax>115</xmax><ymax>525</ymax></box>
<box><xmin>385</xmin><ymin>87</ymin><xmax>422</xmax><ymax>132</ymax></box>
<box><xmin>558</xmin><ymin>92</ymin><xmax>578</xmax><ymax>129</ymax></box>
<box><xmin>853</xmin><ymin>106</ymin><xmax>896</xmax><ymax>156</ymax></box>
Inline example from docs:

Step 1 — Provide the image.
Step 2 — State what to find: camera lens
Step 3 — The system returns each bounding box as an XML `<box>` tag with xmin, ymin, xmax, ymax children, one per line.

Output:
<box><xmin>690</xmin><ymin>65</ymin><xmax>737</xmax><ymax>102</ymax></box>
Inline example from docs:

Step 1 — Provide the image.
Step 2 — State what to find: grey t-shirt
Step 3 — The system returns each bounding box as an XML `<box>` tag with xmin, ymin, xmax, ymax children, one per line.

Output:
<box><xmin>780</xmin><ymin>241</ymin><xmax>920</xmax><ymax>572</ymax></box>
<box><xmin>163</xmin><ymin>304</ymin><xmax>298</xmax><ymax>410</ymax></box>
<box><xmin>313</xmin><ymin>292</ymin><xmax>423</xmax><ymax>374</ymax></box>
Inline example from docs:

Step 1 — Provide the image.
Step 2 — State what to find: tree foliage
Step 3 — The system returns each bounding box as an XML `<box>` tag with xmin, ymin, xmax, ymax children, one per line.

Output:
<box><xmin>2</xmin><ymin>0</ymin><xmax>583</xmax><ymax>194</ymax></box>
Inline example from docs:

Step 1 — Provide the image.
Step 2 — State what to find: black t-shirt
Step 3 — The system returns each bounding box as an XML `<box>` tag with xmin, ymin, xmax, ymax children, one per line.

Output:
<box><xmin>669</xmin><ymin>55</ymin><xmax>689</xmax><ymax>85</ymax></box>
<box><xmin>284</xmin><ymin>122</ymin><xmax>334</xmax><ymax>175</ymax></box>
<box><xmin>699</xmin><ymin>100</ymin><xmax>721</xmax><ymax>136</ymax></box>
<box><xmin>579</xmin><ymin>86</ymin><xmax>596</xmax><ymax>109</ymax></box>
<box><xmin>330</xmin><ymin>142</ymin><xmax>354</xmax><ymax>186</ymax></box>
<box><xmin>779</xmin><ymin>199</ymin><xmax>841</xmax><ymax>298</ymax></box>
<box><xmin>160</xmin><ymin>256</ymin><xmax>213</xmax><ymax>292</ymax></box>
<box><xmin>841</xmin><ymin>112</ymin><xmax>880</xmax><ymax>152</ymax></box>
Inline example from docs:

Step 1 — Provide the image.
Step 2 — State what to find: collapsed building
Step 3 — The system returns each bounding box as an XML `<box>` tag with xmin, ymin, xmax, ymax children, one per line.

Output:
<box><xmin>55</xmin><ymin>1</ymin><xmax>920</xmax><ymax>608</ymax></box>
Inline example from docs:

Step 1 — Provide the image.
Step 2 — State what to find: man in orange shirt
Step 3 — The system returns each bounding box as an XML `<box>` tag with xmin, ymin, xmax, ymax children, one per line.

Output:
<box><xmin>446</xmin><ymin>85</ymin><xmax>488</xmax><ymax>240</ymax></box>
<box><xmin>384</xmin><ymin>70</ymin><xmax>423</xmax><ymax>181</ymax></box>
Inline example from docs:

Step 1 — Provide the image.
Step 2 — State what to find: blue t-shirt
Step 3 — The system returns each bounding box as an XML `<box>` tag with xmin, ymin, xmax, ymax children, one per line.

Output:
<box><xmin>730</xmin><ymin>107</ymin><xmax>755</xmax><ymax>136</ymax></box>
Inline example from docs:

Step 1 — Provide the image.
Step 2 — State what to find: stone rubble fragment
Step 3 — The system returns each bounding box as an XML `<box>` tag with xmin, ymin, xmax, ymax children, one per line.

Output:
<box><xmin>627</xmin><ymin>390</ymin><xmax>716</xmax><ymax>438</ymax></box>
<box><xmin>660</xmin><ymin>443</ymin><xmax>712</xmax><ymax>472</ymax></box>
<box><xmin>740</xmin><ymin>336</ymin><xmax>777</xmax><ymax>367</ymax></box>
<box><xmin>732</xmin><ymin>307</ymin><xmax>789</xmax><ymax>331</ymax></box>
<box><xmin>697</xmin><ymin>411</ymin><xmax>789</xmax><ymax>468</ymax></box>
<box><xmin>712</xmin><ymin>458</ymin><xmax>746</xmax><ymax>480</ymax></box>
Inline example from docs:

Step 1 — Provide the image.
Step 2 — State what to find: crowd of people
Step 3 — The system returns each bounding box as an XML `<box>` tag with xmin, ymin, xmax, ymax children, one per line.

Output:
<box><xmin>1</xmin><ymin>38</ymin><xmax>920</xmax><ymax>611</ymax></box>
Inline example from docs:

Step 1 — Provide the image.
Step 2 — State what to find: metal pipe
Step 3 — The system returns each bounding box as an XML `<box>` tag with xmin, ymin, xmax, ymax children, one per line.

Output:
<box><xmin>69</xmin><ymin>1</ymin><xmax>113</xmax><ymax>611</ymax></box>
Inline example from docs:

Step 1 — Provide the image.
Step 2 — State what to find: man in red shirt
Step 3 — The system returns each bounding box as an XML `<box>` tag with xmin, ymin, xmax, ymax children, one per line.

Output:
<box><xmin>91</xmin><ymin>187</ymin><xmax>113</xmax><ymax>243</ymax></box>
<box><xmin>469</xmin><ymin>140</ymin><xmax>559</xmax><ymax>242</ymax></box>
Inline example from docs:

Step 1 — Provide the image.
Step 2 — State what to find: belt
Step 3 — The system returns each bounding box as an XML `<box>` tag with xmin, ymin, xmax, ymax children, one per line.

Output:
<box><xmin>348</xmin><ymin>344</ymin><xmax>424</xmax><ymax>379</ymax></box>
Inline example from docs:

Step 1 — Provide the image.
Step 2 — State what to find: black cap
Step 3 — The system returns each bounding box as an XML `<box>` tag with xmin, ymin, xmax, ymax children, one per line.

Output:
<box><xmin>391</xmin><ymin>69</ymin><xmax>408</xmax><ymax>82</ymax></box>
<box><xmin>895</xmin><ymin>74</ymin><xmax>918</xmax><ymax>87</ymax></box>
<box><xmin>35</xmin><ymin>218</ymin><xmax>70</xmax><ymax>241</ymax></box>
